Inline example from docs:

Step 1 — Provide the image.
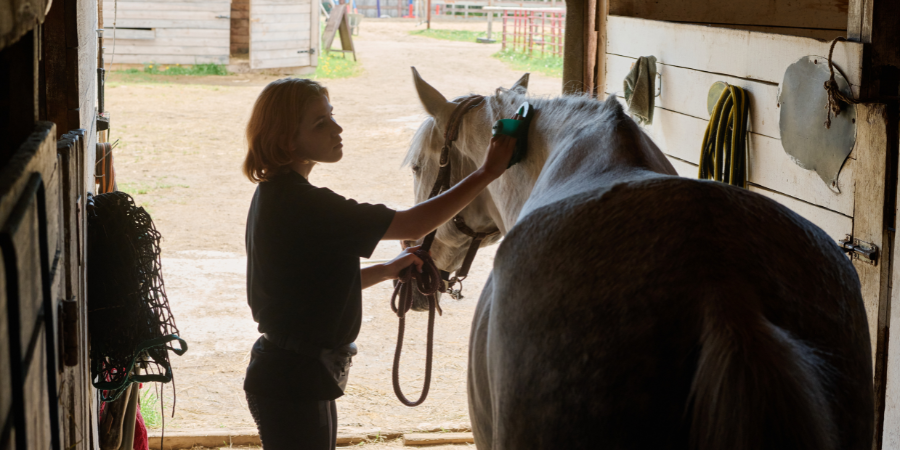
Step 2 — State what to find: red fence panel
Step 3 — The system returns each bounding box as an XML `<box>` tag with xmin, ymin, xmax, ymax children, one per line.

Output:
<box><xmin>499</xmin><ymin>7</ymin><xmax>565</xmax><ymax>57</ymax></box>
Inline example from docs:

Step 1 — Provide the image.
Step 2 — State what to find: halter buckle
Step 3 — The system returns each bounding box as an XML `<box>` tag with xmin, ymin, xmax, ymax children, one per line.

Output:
<box><xmin>445</xmin><ymin>276</ymin><xmax>465</xmax><ymax>300</ymax></box>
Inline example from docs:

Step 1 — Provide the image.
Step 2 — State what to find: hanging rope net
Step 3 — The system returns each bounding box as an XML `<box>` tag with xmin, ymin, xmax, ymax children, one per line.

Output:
<box><xmin>87</xmin><ymin>191</ymin><xmax>187</xmax><ymax>403</ymax></box>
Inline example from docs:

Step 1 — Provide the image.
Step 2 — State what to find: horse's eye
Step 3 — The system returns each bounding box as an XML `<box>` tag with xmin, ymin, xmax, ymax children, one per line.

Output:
<box><xmin>411</xmin><ymin>164</ymin><xmax>420</xmax><ymax>174</ymax></box>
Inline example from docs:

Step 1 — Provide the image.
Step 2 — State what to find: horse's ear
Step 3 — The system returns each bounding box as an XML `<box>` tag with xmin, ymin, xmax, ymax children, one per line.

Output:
<box><xmin>412</xmin><ymin>67</ymin><xmax>452</xmax><ymax>118</ymax></box>
<box><xmin>510</xmin><ymin>73</ymin><xmax>530</xmax><ymax>93</ymax></box>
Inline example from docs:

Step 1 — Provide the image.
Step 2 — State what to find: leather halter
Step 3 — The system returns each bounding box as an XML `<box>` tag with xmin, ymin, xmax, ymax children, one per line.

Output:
<box><xmin>421</xmin><ymin>94</ymin><xmax>501</xmax><ymax>297</ymax></box>
<box><xmin>390</xmin><ymin>94</ymin><xmax>500</xmax><ymax>406</ymax></box>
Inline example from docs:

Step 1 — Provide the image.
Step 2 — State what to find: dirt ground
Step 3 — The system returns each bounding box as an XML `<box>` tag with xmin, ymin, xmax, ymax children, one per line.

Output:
<box><xmin>108</xmin><ymin>18</ymin><xmax>561</xmax><ymax>440</ymax></box>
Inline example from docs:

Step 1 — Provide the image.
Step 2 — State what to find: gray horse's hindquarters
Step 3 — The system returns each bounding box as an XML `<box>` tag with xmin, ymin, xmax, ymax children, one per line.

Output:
<box><xmin>470</xmin><ymin>176</ymin><xmax>873</xmax><ymax>450</ymax></box>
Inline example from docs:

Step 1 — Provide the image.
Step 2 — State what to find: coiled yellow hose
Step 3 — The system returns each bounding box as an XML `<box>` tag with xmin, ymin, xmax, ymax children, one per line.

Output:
<box><xmin>698</xmin><ymin>85</ymin><xmax>750</xmax><ymax>188</ymax></box>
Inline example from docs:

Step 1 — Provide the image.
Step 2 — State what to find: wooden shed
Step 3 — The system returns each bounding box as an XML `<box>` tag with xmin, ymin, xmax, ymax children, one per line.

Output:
<box><xmin>102</xmin><ymin>0</ymin><xmax>319</xmax><ymax>70</ymax></box>
<box><xmin>563</xmin><ymin>0</ymin><xmax>899</xmax><ymax>445</ymax></box>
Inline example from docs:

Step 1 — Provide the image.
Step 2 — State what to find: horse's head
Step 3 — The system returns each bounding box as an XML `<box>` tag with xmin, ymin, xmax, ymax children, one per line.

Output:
<box><xmin>403</xmin><ymin>68</ymin><xmax>530</xmax><ymax>276</ymax></box>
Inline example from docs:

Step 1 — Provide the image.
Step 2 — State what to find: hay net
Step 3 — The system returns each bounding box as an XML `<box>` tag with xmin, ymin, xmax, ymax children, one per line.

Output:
<box><xmin>87</xmin><ymin>191</ymin><xmax>187</xmax><ymax>403</ymax></box>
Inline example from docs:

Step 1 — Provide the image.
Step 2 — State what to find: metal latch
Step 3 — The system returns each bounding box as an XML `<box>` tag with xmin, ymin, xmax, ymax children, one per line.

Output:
<box><xmin>297</xmin><ymin>49</ymin><xmax>316</xmax><ymax>54</ymax></box>
<box><xmin>215</xmin><ymin>15</ymin><xmax>230</xmax><ymax>19</ymax></box>
<box><xmin>96</xmin><ymin>112</ymin><xmax>110</xmax><ymax>132</ymax></box>
<box><xmin>839</xmin><ymin>235</ymin><xmax>878</xmax><ymax>265</ymax></box>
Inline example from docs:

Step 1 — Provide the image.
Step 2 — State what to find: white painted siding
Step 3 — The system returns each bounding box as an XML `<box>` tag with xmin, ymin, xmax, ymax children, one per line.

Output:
<box><xmin>102</xmin><ymin>0</ymin><xmax>231</xmax><ymax>65</ymax></box>
<box><xmin>604</xmin><ymin>16</ymin><xmax>863</xmax><ymax>242</ymax></box>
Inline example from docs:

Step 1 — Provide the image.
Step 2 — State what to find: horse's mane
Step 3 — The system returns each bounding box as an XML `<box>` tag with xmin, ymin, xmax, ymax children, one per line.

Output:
<box><xmin>403</xmin><ymin>88</ymin><xmax>630</xmax><ymax>175</ymax></box>
<box><xmin>484</xmin><ymin>89</ymin><xmax>629</xmax><ymax>143</ymax></box>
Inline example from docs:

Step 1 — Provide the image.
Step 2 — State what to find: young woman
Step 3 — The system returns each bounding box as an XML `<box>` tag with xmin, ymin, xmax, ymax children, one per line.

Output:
<box><xmin>242</xmin><ymin>78</ymin><xmax>515</xmax><ymax>449</ymax></box>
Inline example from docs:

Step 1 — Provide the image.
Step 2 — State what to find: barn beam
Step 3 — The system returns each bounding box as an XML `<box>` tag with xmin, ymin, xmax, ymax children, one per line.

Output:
<box><xmin>848</xmin><ymin>0</ymin><xmax>900</xmax><ymax>448</ymax></box>
<box><xmin>562</xmin><ymin>0</ymin><xmax>607</xmax><ymax>97</ymax></box>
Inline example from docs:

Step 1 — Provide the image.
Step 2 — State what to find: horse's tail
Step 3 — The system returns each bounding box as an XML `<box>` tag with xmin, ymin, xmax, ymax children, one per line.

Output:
<box><xmin>689</xmin><ymin>310</ymin><xmax>836</xmax><ymax>450</ymax></box>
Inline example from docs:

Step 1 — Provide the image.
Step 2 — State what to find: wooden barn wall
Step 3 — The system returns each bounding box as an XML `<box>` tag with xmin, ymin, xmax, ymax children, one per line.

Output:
<box><xmin>78</xmin><ymin>0</ymin><xmax>97</xmax><ymax>185</ymax></box>
<box><xmin>2</xmin><ymin>0</ymin><xmax>98</xmax><ymax>446</ymax></box>
<box><xmin>232</xmin><ymin>0</ymin><xmax>250</xmax><ymax>54</ymax></box>
<box><xmin>608</xmin><ymin>0</ymin><xmax>848</xmax><ymax>39</ymax></box>
<box><xmin>602</xmin><ymin>15</ymin><xmax>872</xmax><ymax>342</ymax></box>
<box><xmin>604</xmin><ymin>17</ymin><xmax>862</xmax><ymax>236</ymax></box>
<box><xmin>101</xmin><ymin>0</ymin><xmax>231</xmax><ymax>65</ymax></box>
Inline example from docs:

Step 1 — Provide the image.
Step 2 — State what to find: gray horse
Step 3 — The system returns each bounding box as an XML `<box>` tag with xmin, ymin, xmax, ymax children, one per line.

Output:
<box><xmin>404</xmin><ymin>70</ymin><xmax>873</xmax><ymax>450</ymax></box>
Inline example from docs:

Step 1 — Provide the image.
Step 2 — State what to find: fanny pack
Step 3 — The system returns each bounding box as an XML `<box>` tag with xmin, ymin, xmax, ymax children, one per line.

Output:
<box><xmin>263</xmin><ymin>332</ymin><xmax>358</xmax><ymax>391</ymax></box>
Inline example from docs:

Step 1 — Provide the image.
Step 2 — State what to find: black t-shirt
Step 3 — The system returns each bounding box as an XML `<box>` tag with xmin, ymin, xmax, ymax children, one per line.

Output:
<box><xmin>243</xmin><ymin>171</ymin><xmax>395</xmax><ymax>401</ymax></box>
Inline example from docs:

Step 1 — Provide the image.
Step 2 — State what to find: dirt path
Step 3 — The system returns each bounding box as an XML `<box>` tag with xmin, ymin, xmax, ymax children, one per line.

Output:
<box><xmin>108</xmin><ymin>19</ymin><xmax>560</xmax><ymax>436</ymax></box>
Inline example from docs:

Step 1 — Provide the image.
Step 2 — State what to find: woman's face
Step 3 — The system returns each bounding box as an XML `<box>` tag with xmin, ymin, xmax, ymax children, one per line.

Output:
<box><xmin>295</xmin><ymin>94</ymin><xmax>344</xmax><ymax>163</ymax></box>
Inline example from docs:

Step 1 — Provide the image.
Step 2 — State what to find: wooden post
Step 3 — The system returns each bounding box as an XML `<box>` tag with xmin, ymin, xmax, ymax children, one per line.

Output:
<box><xmin>594</xmin><ymin>0</ymin><xmax>608</xmax><ymax>99</ymax></box>
<box><xmin>582</xmin><ymin>0</ymin><xmax>596</xmax><ymax>94</ymax></box>
<box><xmin>561</xmin><ymin>0</ymin><xmax>605</xmax><ymax>96</ymax></box>
<box><xmin>562</xmin><ymin>0</ymin><xmax>584</xmax><ymax>94</ymax></box>
<box><xmin>501</xmin><ymin>9</ymin><xmax>506</xmax><ymax>49</ymax></box>
<box><xmin>486</xmin><ymin>0</ymin><xmax>493</xmax><ymax>40</ymax></box>
<box><xmin>426</xmin><ymin>0</ymin><xmax>431</xmax><ymax>28</ymax></box>
<box><xmin>527</xmin><ymin>11</ymin><xmax>533</xmax><ymax>56</ymax></box>
<box><xmin>854</xmin><ymin>103</ymin><xmax>894</xmax><ymax>450</ymax></box>
<box><xmin>847</xmin><ymin>0</ymin><xmax>900</xmax><ymax>447</ymax></box>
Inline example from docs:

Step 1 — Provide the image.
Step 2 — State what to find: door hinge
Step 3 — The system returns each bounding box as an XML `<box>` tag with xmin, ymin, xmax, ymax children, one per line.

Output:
<box><xmin>839</xmin><ymin>235</ymin><xmax>879</xmax><ymax>266</ymax></box>
<box><xmin>297</xmin><ymin>48</ymin><xmax>316</xmax><ymax>54</ymax></box>
<box><xmin>216</xmin><ymin>15</ymin><xmax>230</xmax><ymax>19</ymax></box>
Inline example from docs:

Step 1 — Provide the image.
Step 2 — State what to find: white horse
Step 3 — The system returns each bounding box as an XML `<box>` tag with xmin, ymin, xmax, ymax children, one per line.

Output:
<box><xmin>404</xmin><ymin>70</ymin><xmax>874</xmax><ymax>450</ymax></box>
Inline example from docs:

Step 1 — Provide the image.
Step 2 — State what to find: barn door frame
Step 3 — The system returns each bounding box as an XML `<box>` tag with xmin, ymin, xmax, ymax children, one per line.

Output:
<box><xmin>848</xmin><ymin>0</ymin><xmax>900</xmax><ymax>446</ymax></box>
<box><xmin>562</xmin><ymin>0</ymin><xmax>607</xmax><ymax>96</ymax></box>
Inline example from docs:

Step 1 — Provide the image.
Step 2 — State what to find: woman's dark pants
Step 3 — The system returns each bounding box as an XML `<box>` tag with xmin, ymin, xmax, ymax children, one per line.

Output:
<box><xmin>246</xmin><ymin>392</ymin><xmax>337</xmax><ymax>449</ymax></box>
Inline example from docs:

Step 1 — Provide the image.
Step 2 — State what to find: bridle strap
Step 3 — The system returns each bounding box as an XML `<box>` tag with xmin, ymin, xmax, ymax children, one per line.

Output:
<box><xmin>422</xmin><ymin>95</ymin><xmax>485</xmax><ymax>251</ymax></box>
<box><xmin>452</xmin><ymin>215</ymin><xmax>499</xmax><ymax>280</ymax></box>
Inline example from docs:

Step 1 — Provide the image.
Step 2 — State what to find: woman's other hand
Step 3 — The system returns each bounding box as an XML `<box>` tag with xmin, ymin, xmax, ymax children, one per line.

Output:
<box><xmin>382</xmin><ymin>245</ymin><xmax>425</xmax><ymax>279</ymax></box>
<box><xmin>361</xmin><ymin>246</ymin><xmax>425</xmax><ymax>289</ymax></box>
<box><xmin>481</xmin><ymin>135</ymin><xmax>517</xmax><ymax>178</ymax></box>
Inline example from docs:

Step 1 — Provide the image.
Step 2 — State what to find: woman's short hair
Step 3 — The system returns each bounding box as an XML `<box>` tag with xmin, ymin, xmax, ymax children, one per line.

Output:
<box><xmin>243</xmin><ymin>78</ymin><xmax>329</xmax><ymax>183</ymax></box>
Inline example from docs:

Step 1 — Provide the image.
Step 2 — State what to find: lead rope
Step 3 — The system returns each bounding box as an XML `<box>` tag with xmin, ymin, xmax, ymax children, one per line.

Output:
<box><xmin>390</xmin><ymin>249</ymin><xmax>444</xmax><ymax>406</ymax></box>
<box><xmin>390</xmin><ymin>95</ymin><xmax>484</xmax><ymax>406</ymax></box>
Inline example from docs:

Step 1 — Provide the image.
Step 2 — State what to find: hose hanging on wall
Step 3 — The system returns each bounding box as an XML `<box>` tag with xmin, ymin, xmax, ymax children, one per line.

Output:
<box><xmin>698</xmin><ymin>84</ymin><xmax>750</xmax><ymax>188</ymax></box>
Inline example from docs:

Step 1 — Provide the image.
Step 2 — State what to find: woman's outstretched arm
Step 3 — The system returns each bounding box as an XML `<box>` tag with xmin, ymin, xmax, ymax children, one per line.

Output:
<box><xmin>360</xmin><ymin>246</ymin><xmax>424</xmax><ymax>289</ymax></box>
<box><xmin>382</xmin><ymin>135</ymin><xmax>515</xmax><ymax>241</ymax></box>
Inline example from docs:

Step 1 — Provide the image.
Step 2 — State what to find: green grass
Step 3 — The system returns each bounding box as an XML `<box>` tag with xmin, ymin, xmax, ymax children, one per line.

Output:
<box><xmin>309</xmin><ymin>18</ymin><xmax>362</xmax><ymax>80</ymax></box>
<box><xmin>140</xmin><ymin>63</ymin><xmax>229</xmax><ymax>76</ymax></box>
<box><xmin>140</xmin><ymin>388</ymin><xmax>162</xmax><ymax>429</ymax></box>
<box><xmin>109</xmin><ymin>63</ymin><xmax>229</xmax><ymax>84</ymax></box>
<box><xmin>409</xmin><ymin>29</ymin><xmax>487</xmax><ymax>42</ymax></box>
<box><xmin>107</xmin><ymin>70</ymin><xmax>169</xmax><ymax>85</ymax></box>
<box><xmin>314</xmin><ymin>51</ymin><xmax>362</xmax><ymax>79</ymax></box>
<box><xmin>493</xmin><ymin>47</ymin><xmax>563</xmax><ymax>78</ymax></box>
